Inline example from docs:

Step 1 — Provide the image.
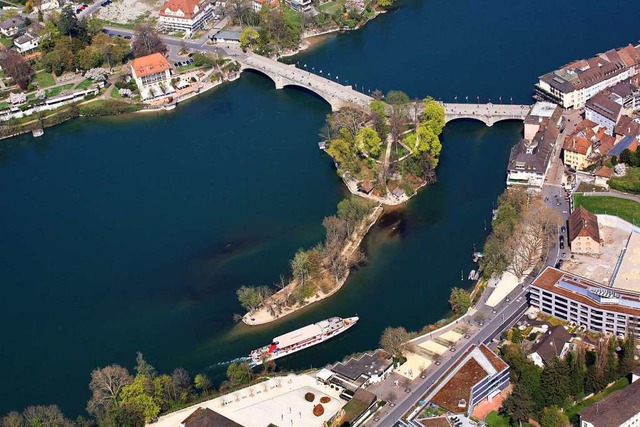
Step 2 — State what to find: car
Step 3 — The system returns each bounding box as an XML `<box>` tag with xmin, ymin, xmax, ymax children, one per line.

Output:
<box><xmin>555</xmin><ymin>261</ymin><xmax>562</xmax><ymax>268</ymax></box>
<box><xmin>76</xmin><ymin>7</ymin><xmax>82</xmax><ymax>13</ymax></box>
<box><xmin>124</xmin><ymin>35</ymin><xmax>131</xmax><ymax>39</ymax></box>
<box><xmin>506</xmin><ymin>297</ymin><xmax>510</xmax><ymax>302</ymax></box>
<box><xmin>560</xmin><ymin>242</ymin><xmax>565</xmax><ymax>249</ymax></box>
<box><xmin>492</xmin><ymin>309</ymin><xmax>497</xmax><ymax>314</ymax></box>
<box><xmin>556</xmin><ymin>201</ymin><xmax>561</xmax><ymax>206</ymax></box>
<box><xmin>561</xmin><ymin>226</ymin><xmax>566</xmax><ymax>233</ymax></box>
<box><xmin>83</xmin><ymin>3</ymin><xmax>88</xmax><ymax>6</ymax></box>
<box><xmin>559</xmin><ymin>235</ymin><xmax>564</xmax><ymax>242</ymax></box>
<box><xmin>562</xmin><ymin>252</ymin><xmax>566</xmax><ymax>257</ymax></box>
<box><xmin>516</xmin><ymin>296</ymin><xmax>522</xmax><ymax>302</ymax></box>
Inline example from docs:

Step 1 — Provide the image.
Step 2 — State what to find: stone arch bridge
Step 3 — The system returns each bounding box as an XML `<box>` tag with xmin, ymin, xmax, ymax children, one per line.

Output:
<box><xmin>443</xmin><ymin>103</ymin><xmax>532</xmax><ymax>126</ymax></box>
<box><xmin>238</xmin><ymin>54</ymin><xmax>373</xmax><ymax>112</ymax></box>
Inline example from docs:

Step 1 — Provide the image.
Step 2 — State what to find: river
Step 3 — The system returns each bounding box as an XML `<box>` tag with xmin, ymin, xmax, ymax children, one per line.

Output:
<box><xmin>1</xmin><ymin>0</ymin><xmax>639</xmax><ymax>416</ymax></box>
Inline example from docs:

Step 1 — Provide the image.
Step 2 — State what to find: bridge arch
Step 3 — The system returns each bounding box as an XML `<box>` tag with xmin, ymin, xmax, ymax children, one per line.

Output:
<box><xmin>445</xmin><ymin>116</ymin><xmax>491</xmax><ymax>126</ymax></box>
<box><xmin>241</xmin><ymin>66</ymin><xmax>336</xmax><ymax>110</ymax></box>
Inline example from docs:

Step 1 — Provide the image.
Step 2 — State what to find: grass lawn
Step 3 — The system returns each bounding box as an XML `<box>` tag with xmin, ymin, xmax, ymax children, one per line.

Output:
<box><xmin>0</xmin><ymin>101</ymin><xmax>8</xmax><ymax>110</ymax></box>
<box><xmin>573</xmin><ymin>193</ymin><xmax>640</xmax><ymax>225</ymax></box>
<box><xmin>318</xmin><ymin>0</ymin><xmax>344</xmax><ymax>15</ymax></box>
<box><xmin>110</xmin><ymin>87</ymin><xmax>123</xmax><ymax>99</ymax></box>
<box><xmin>34</xmin><ymin>71</ymin><xmax>56</xmax><ymax>88</ymax></box>
<box><xmin>75</xmin><ymin>79</ymin><xmax>94</xmax><ymax>90</ymax></box>
<box><xmin>45</xmin><ymin>83</ymin><xmax>75</xmax><ymax>98</ymax></box>
<box><xmin>610</xmin><ymin>166</ymin><xmax>640</xmax><ymax>194</ymax></box>
<box><xmin>0</xmin><ymin>36</ymin><xmax>13</xmax><ymax>48</ymax></box>
<box><xmin>565</xmin><ymin>378</ymin><xmax>629</xmax><ymax>422</ymax></box>
<box><xmin>485</xmin><ymin>411</ymin><xmax>509</xmax><ymax>427</ymax></box>
<box><xmin>176</xmin><ymin>63</ymin><xmax>197</xmax><ymax>73</ymax></box>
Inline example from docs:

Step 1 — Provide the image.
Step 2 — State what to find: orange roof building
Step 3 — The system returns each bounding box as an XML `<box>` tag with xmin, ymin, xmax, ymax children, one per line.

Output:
<box><xmin>130</xmin><ymin>53</ymin><xmax>173</xmax><ymax>101</ymax></box>
<box><xmin>158</xmin><ymin>0</ymin><xmax>213</xmax><ymax>35</ymax></box>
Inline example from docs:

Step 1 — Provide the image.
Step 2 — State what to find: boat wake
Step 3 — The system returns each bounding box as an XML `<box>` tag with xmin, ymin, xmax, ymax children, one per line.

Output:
<box><xmin>208</xmin><ymin>356</ymin><xmax>251</xmax><ymax>369</ymax></box>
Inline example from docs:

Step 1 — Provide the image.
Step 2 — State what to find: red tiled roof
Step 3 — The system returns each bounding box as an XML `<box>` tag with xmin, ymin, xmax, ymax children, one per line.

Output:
<box><xmin>130</xmin><ymin>53</ymin><xmax>170</xmax><ymax>78</ymax></box>
<box><xmin>594</xmin><ymin>165</ymin><xmax>613</xmax><ymax>178</ymax></box>
<box><xmin>564</xmin><ymin>135</ymin><xmax>591</xmax><ymax>155</ymax></box>
<box><xmin>159</xmin><ymin>0</ymin><xmax>203</xmax><ymax>19</ymax></box>
<box><xmin>568</xmin><ymin>206</ymin><xmax>600</xmax><ymax>243</ymax></box>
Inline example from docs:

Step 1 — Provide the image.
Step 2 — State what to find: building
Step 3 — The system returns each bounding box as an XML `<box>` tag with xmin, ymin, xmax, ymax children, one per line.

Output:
<box><xmin>252</xmin><ymin>0</ymin><xmax>279</xmax><ymax>12</ymax></box>
<box><xmin>179</xmin><ymin>407</ymin><xmax>242</xmax><ymax>427</ymax></box>
<box><xmin>585</xmin><ymin>92</ymin><xmax>624</xmax><ymax>136</ymax></box>
<box><xmin>13</xmin><ymin>32</ymin><xmax>40</xmax><ymax>54</ymax></box>
<box><xmin>529</xmin><ymin>267</ymin><xmax>640</xmax><ymax>339</ymax></box>
<box><xmin>286</xmin><ymin>0</ymin><xmax>311</xmax><ymax>11</ymax></box>
<box><xmin>564</xmin><ymin>135</ymin><xmax>594</xmax><ymax>170</ymax></box>
<box><xmin>615</xmin><ymin>115</ymin><xmax>640</xmax><ymax>140</ymax></box>
<box><xmin>579</xmin><ymin>371</ymin><xmax>640</xmax><ymax>427</ymax></box>
<box><xmin>527</xmin><ymin>325</ymin><xmax>573</xmax><ymax>368</ymax></box>
<box><xmin>569</xmin><ymin>206</ymin><xmax>602</xmax><ymax>254</ymax></box>
<box><xmin>320</xmin><ymin>349</ymin><xmax>393</xmax><ymax>392</ymax></box>
<box><xmin>507</xmin><ymin>102</ymin><xmax>561</xmax><ymax>189</ymax></box>
<box><xmin>212</xmin><ymin>30</ymin><xmax>241</xmax><ymax>44</ymax></box>
<box><xmin>535</xmin><ymin>44</ymin><xmax>640</xmax><ymax>109</ymax></box>
<box><xmin>0</xmin><ymin>16</ymin><xmax>25</xmax><ymax>37</ymax></box>
<box><xmin>158</xmin><ymin>0</ymin><xmax>214</xmax><ymax>35</ymax></box>
<box><xmin>426</xmin><ymin>344</ymin><xmax>510</xmax><ymax>416</ymax></box>
<box><xmin>130</xmin><ymin>53</ymin><xmax>174</xmax><ymax>101</ymax></box>
<box><xmin>594</xmin><ymin>165</ymin><xmax>613</xmax><ymax>188</ymax></box>
<box><xmin>326</xmin><ymin>388</ymin><xmax>377</xmax><ymax>427</ymax></box>
<box><xmin>608</xmin><ymin>135</ymin><xmax>639</xmax><ymax>157</ymax></box>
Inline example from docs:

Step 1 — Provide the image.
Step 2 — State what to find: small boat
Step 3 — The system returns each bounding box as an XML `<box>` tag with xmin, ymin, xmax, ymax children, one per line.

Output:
<box><xmin>32</xmin><ymin>128</ymin><xmax>44</xmax><ymax>137</ymax></box>
<box><xmin>248</xmin><ymin>316</ymin><xmax>359</xmax><ymax>366</ymax></box>
<box><xmin>468</xmin><ymin>270</ymin><xmax>476</xmax><ymax>280</ymax></box>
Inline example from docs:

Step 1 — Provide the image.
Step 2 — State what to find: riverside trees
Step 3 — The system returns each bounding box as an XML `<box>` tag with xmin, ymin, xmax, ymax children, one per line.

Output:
<box><xmin>480</xmin><ymin>188</ymin><xmax>561</xmax><ymax>280</ymax></box>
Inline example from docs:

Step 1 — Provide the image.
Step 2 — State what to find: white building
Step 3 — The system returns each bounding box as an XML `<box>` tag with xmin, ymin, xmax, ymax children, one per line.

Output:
<box><xmin>535</xmin><ymin>44</ymin><xmax>640</xmax><ymax>109</ymax></box>
<box><xmin>0</xmin><ymin>16</ymin><xmax>25</xmax><ymax>37</ymax></box>
<box><xmin>158</xmin><ymin>0</ymin><xmax>214</xmax><ymax>36</ymax></box>
<box><xmin>13</xmin><ymin>32</ymin><xmax>40</xmax><ymax>53</ymax></box>
<box><xmin>130</xmin><ymin>53</ymin><xmax>175</xmax><ymax>101</ymax></box>
<box><xmin>34</xmin><ymin>0</ymin><xmax>60</xmax><ymax>12</ymax></box>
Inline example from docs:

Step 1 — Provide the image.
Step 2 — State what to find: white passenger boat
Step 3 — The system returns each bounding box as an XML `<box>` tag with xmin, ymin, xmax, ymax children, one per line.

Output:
<box><xmin>248</xmin><ymin>316</ymin><xmax>359</xmax><ymax>366</ymax></box>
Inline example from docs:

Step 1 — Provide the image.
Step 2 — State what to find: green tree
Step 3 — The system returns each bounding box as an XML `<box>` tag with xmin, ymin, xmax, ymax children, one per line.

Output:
<box><xmin>326</xmin><ymin>136</ymin><xmax>357</xmax><ymax>172</ymax></box>
<box><xmin>539</xmin><ymin>406</ymin><xmax>569</xmax><ymax>427</ymax></box>
<box><xmin>135</xmin><ymin>352</ymin><xmax>157</xmax><ymax>378</ymax></box>
<box><xmin>119</xmin><ymin>376</ymin><xmax>161</xmax><ymax>423</ymax></box>
<box><xmin>502</xmin><ymin>383</ymin><xmax>533</xmax><ymax>426</ymax></box>
<box><xmin>239</xmin><ymin>27</ymin><xmax>259</xmax><ymax>49</ymax></box>
<box><xmin>290</xmin><ymin>249</ymin><xmax>313</xmax><ymax>286</ymax></box>
<box><xmin>379</xmin><ymin>326</ymin><xmax>410</xmax><ymax>358</ymax></box>
<box><xmin>568</xmin><ymin>347</ymin><xmax>586</xmax><ymax>397</ymax></box>
<box><xmin>385</xmin><ymin>90</ymin><xmax>410</xmax><ymax>105</ymax></box>
<box><xmin>356</xmin><ymin>126</ymin><xmax>382</xmax><ymax>157</ymax></box>
<box><xmin>100</xmin><ymin>403</ymin><xmax>145</xmax><ymax>427</ymax></box>
<box><xmin>448</xmin><ymin>287</ymin><xmax>471</xmax><ymax>315</ymax></box>
<box><xmin>511</xmin><ymin>327</ymin><xmax>523</xmax><ymax>344</ymax></box>
<box><xmin>540</xmin><ymin>358</ymin><xmax>571</xmax><ymax>406</ymax></box>
<box><xmin>236</xmin><ymin>286</ymin><xmax>263</xmax><ymax>312</ymax></box>
<box><xmin>403</xmin><ymin>124</ymin><xmax>442</xmax><ymax>167</ymax></box>
<box><xmin>376</xmin><ymin>0</ymin><xmax>394</xmax><ymax>7</ymax></box>
<box><xmin>420</xmin><ymin>97</ymin><xmax>445</xmax><ymax>136</ymax></box>
<box><xmin>226</xmin><ymin>362</ymin><xmax>252</xmax><ymax>387</ymax></box>
<box><xmin>194</xmin><ymin>373</ymin><xmax>213</xmax><ymax>394</ymax></box>
<box><xmin>58</xmin><ymin>5</ymin><xmax>82</xmax><ymax>38</ymax></box>
<box><xmin>370</xmin><ymin>99</ymin><xmax>387</xmax><ymax>117</ymax></box>
<box><xmin>337</xmin><ymin>197</ymin><xmax>372</xmax><ymax>236</ymax></box>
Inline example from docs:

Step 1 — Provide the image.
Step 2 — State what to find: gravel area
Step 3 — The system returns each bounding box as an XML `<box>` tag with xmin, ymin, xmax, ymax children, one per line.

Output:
<box><xmin>97</xmin><ymin>0</ymin><xmax>162</xmax><ymax>24</ymax></box>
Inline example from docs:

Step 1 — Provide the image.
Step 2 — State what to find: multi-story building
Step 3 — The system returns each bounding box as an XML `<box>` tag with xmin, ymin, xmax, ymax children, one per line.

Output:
<box><xmin>507</xmin><ymin>102</ymin><xmax>562</xmax><ymax>189</ymax></box>
<box><xmin>529</xmin><ymin>267</ymin><xmax>640</xmax><ymax>339</ymax></box>
<box><xmin>568</xmin><ymin>206</ymin><xmax>602</xmax><ymax>254</ymax></box>
<box><xmin>580</xmin><ymin>371</ymin><xmax>640</xmax><ymax>427</ymax></box>
<box><xmin>563</xmin><ymin>134</ymin><xmax>593</xmax><ymax>170</ymax></box>
<box><xmin>425</xmin><ymin>344</ymin><xmax>510</xmax><ymax>417</ymax></box>
<box><xmin>535</xmin><ymin>44</ymin><xmax>640</xmax><ymax>109</ymax></box>
<box><xmin>0</xmin><ymin>16</ymin><xmax>25</xmax><ymax>38</ymax></box>
<box><xmin>158</xmin><ymin>0</ymin><xmax>214</xmax><ymax>35</ymax></box>
<box><xmin>585</xmin><ymin>92</ymin><xmax>624</xmax><ymax>136</ymax></box>
<box><xmin>130</xmin><ymin>53</ymin><xmax>174</xmax><ymax>101</ymax></box>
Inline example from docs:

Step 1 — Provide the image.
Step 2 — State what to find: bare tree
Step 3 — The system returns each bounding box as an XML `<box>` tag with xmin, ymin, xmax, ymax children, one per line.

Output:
<box><xmin>87</xmin><ymin>364</ymin><xmax>133</xmax><ymax>417</ymax></box>
<box><xmin>379</xmin><ymin>326</ymin><xmax>410</xmax><ymax>358</ymax></box>
<box><xmin>0</xmin><ymin>50</ymin><xmax>34</xmax><ymax>90</ymax></box>
<box><xmin>132</xmin><ymin>23</ymin><xmax>167</xmax><ymax>58</ymax></box>
<box><xmin>323</xmin><ymin>216</ymin><xmax>347</xmax><ymax>256</ymax></box>
<box><xmin>171</xmin><ymin>367</ymin><xmax>192</xmax><ymax>400</ymax></box>
<box><xmin>328</xmin><ymin>106</ymin><xmax>368</xmax><ymax>141</ymax></box>
<box><xmin>1</xmin><ymin>411</ymin><xmax>25</xmax><ymax>427</ymax></box>
<box><xmin>22</xmin><ymin>405</ymin><xmax>71</xmax><ymax>427</ymax></box>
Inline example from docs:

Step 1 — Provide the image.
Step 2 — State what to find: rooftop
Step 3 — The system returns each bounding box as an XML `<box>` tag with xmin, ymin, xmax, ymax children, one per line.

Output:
<box><xmin>608</xmin><ymin>135</ymin><xmax>638</xmax><ymax>156</ymax></box>
<box><xmin>529</xmin><ymin>325</ymin><xmax>572</xmax><ymax>365</ymax></box>
<box><xmin>580</xmin><ymin>376</ymin><xmax>640</xmax><ymax>426</ymax></box>
<box><xmin>528</xmin><ymin>101</ymin><xmax>558</xmax><ymax>119</ymax></box>
<box><xmin>508</xmin><ymin>120</ymin><xmax>558</xmax><ymax>173</ymax></box>
<box><xmin>159</xmin><ymin>0</ymin><xmax>204</xmax><ymax>19</ymax></box>
<box><xmin>330</xmin><ymin>349</ymin><xmax>392</xmax><ymax>382</ymax></box>
<box><xmin>180</xmin><ymin>407</ymin><xmax>241</xmax><ymax>427</ymax></box>
<box><xmin>585</xmin><ymin>92</ymin><xmax>623</xmax><ymax>122</ymax></box>
<box><xmin>568</xmin><ymin>206</ymin><xmax>601</xmax><ymax>244</ymax></box>
<box><xmin>131</xmin><ymin>53</ymin><xmax>170</xmax><ymax>79</ymax></box>
<box><xmin>611</xmin><ymin>231</ymin><xmax>640</xmax><ymax>293</ymax></box>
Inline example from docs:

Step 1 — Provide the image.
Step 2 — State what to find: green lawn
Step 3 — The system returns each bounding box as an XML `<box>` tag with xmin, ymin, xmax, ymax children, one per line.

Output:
<box><xmin>110</xmin><ymin>87</ymin><xmax>123</xmax><ymax>99</ymax></box>
<box><xmin>75</xmin><ymin>79</ymin><xmax>94</xmax><ymax>90</ymax></box>
<box><xmin>485</xmin><ymin>412</ymin><xmax>510</xmax><ymax>427</ymax></box>
<box><xmin>34</xmin><ymin>72</ymin><xmax>56</xmax><ymax>88</ymax></box>
<box><xmin>0</xmin><ymin>100</ymin><xmax>8</xmax><ymax>110</ymax></box>
<box><xmin>565</xmin><ymin>378</ymin><xmax>629</xmax><ymax>422</ymax></box>
<box><xmin>176</xmin><ymin>63</ymin><xmax>197</xmax><ymax>73</ymax></box>
<box><xmin>574</xmin><ymin>193</ymin><xmax>640</xmax><ymax>225</ymax></box>
<box><xmin>318</xmin><ymin>0</ymin><xmax>344</xmax><ymax>15</ymax></box>
<box><xmin>0</xmin><ymin>36</ymin><xmax>12</xmax><ymax>48</ymax></box>
<box><xmin>45</xmin><ymin>83</ymin><xmax>75</xmax><ymax>98</ymax></box>
<box><xmin>609</xmin><ymin>167</ymin><xmax>640</xmax><ymax>194</ymax></box>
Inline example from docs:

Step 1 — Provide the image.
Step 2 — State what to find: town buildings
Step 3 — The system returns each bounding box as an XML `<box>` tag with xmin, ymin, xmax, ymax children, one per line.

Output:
<box><xmin>14</xmin><ymin>32</ymin><xmax>39</xmax><ymax>53</ymax></box>
<box><xmin>568</xmin><ymin>206</ymin><xmax>602</xmax><ymax>254</ymax></box>
<box><xmin>527</xmin><ymin>325</ymin><xmax>573</xmax><ymax>368</ymax></box>
<box><xmin>529</xmin><ymin>267</ymin><xmax>640</xmax><ymax>339</ymax></box>
<box><xmin>424</xmin><ymin>344</ymin><xmax>510</xmax><ymax>417</ymax></box>
<box><xmin>252</xmin><ymin>0</ymin><xmax>279</xmax><ymax>12</ymax></box>
<box><xmin>506</xmin><ymin>102</ymin><xmax>561</xmax><ymax>189</ymax></box>
<box><xmin>0</xmin><ymin>15</ymin><xmax>25</xmax><ymax>37</ymax></box>
<box><xmin>585</xmin><ymin>79</ymin><xmax>640</xmax><ymax>135</ymax></box>
<box><xmin>579</xmin><ymin>370</ymin><xmax>640</xmax><ymax>427</ymax></box>
<box><xmin>178</xmin><ymin>407</ymin><xmax>241</xmax><ymax>426</ymax></box>
<box><xmin>317</xmin><ymin>349</ymin><xmax>393</xmax><ymax>393</ymax></box>
<box><xmin>130</xmin><ymin>53</ymin><xmax>174</xmax><ymax>101</ymax></box>
<box><xmin>158</xmin><ymin>0</ymin><xmax>214</xmax><ymax>35</ymax></box>
<box><xmin>535</xmin><ymin>44</ymin><xmax>640</xmax><ymax>109</ymax></box>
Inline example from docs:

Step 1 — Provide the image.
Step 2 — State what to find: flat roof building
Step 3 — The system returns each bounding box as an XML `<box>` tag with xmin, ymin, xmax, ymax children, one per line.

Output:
<box><xmin>530</xmin><ymin>267</ymin><xmax>640</xmax><ymax>339</ymax></box>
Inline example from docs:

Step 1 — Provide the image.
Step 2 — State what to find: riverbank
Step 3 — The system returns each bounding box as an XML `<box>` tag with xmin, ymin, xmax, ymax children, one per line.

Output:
<box><xmin>242</xmin><ymin>204</ymin><xmax>384</xmax><ymax>325</ymax></box>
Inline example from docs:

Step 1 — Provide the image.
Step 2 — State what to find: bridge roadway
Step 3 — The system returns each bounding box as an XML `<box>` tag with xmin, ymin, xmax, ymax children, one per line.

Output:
<box><xmin>238</xmin><ymin>54</ymin><xmax>374</xmax><ymax>111</ymax></box>
<box><xmin>443</xmin><ymin>103</ymin><xmax>532</xmax><ymax>126</ymax></box>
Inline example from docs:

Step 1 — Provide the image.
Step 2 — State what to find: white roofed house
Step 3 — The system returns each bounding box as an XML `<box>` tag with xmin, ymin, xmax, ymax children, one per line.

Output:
<box><xmin>130</xmin><ymin>53</ymin><xmax>174</xmax><ymax>101</ymax></box>
<box><xmin>13</xmin><ymin>30</ymin><xmax>41</xmax><ymax>54</ymax></box>
<box><xmin>158</xmin><ymin>0</ymin><xmax>214</xmax><ymax>36</ymax></box>
<box><xmin>0</xmin><ymin>16</ymin><xmax>25</xmax><ymax>38</ymax></box>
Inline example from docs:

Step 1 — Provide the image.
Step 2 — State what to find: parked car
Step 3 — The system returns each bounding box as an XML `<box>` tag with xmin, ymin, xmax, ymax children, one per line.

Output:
<box><xmin>560</xmin><ymin>242</ymin><xmax>565</xmax><ymax>250</ymax></box>
<box><xmin>124</xmin><ymin>35</ymin><xmax>131</xmax><ymax>39</ymax></box>
<box><xmin>559</xmin><ymin>235</ymin><xmax>564</xmax><ymax>242</ymax></box>
<box><xmin>561</xmin><ymin>225</ymin><xmax>566</xmax><ymax>233</ymax></box>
